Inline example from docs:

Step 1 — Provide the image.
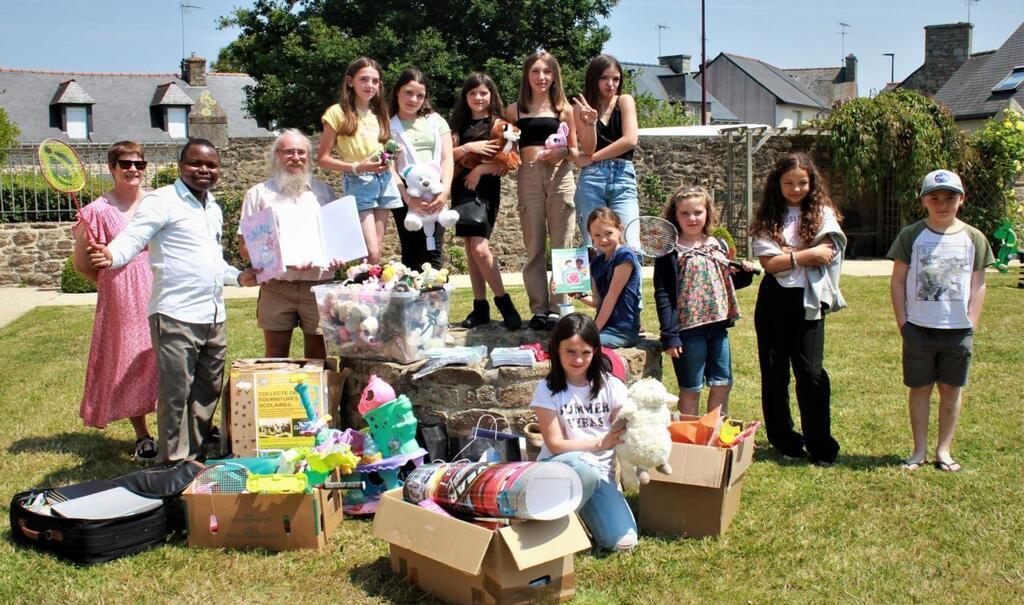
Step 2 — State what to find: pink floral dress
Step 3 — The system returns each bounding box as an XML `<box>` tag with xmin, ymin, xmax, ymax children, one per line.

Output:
<box><xmin>77</xmin><ymin>195</ymin><xmax>158</xmax><ymax>428</ymax></box>
<box><xmin>676</xmin><ymin>241</ymin><xmax>740</xmax><ymax>330</ymax></box>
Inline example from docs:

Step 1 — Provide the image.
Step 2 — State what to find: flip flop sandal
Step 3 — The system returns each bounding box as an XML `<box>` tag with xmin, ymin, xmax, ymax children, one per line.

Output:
<box><xmin>934</xmin><ymin>459</ymin><xmax>962</xmax><ymax>473</ymax></box>
<box><xmin>899</xmin><ymin>459</ymin><xmax>927</xmax><ymax>470</ymax></box>
<box><xmin>133</xmin><ymin>436</ymin><xmax>158</xmax><ymax>460</ymax></box>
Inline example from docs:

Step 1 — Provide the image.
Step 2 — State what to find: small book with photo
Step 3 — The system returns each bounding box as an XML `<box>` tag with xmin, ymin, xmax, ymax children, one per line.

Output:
<box><xmin>551</xmin><ymin>247</ymin><xmax>591</xmax><ymax>294</ymax></box>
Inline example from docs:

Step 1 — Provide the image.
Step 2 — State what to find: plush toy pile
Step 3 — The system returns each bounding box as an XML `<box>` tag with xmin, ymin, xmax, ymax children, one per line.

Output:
<box><xmin>313</xmin><ymin>262</ymin><xmax>451</xmax><ymax>364</ymax></box>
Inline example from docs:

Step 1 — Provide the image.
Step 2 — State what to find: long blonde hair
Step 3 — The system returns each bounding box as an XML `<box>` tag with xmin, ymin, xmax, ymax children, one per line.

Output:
<box><xmin>335</xmin><ymin>56</ymin><xmax>390</xmax><ymax>143</ymax></box>
<box><xmin>517</xmin><ymin>51</ymin><xmax>568</xmax><ymax>114</ymax></box>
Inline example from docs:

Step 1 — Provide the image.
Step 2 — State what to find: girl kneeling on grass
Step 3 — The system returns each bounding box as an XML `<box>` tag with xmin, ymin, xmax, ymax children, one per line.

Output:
<box><xmin>530</xmin><ymin>313</ymin><xmax>637</xmax><ymax>551</ymax></box>
<box><xmin>653</xmin><ymin>185</ymin><xmax>752</xmax><ymax>416</ymax></box>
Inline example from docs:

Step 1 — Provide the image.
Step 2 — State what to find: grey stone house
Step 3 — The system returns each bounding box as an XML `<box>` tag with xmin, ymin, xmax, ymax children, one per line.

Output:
<box><xmin>897</xmin><ymin>23</ymin><xmax>975</xmax><ymax>97</ymax></box>
<box><xmin>622</xmin><ymin>55</ymin><xmax>739</xmax><ymax>124</ymax></box>
<box><xmin>0</xmin><ymin>56</ymin><xmax>273</xmax><ymax>146</ymax></box>
<box><xmin>697</xmin><ymin>52</ymin><xmax>858</xmax><ymax>127</ymax></box>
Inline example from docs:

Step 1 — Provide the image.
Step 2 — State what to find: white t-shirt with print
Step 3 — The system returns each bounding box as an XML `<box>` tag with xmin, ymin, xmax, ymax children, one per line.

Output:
<box><xmin>530</xmin><ymin>374</ymin><xmax>626</xmax><ymax>479</ymax></box>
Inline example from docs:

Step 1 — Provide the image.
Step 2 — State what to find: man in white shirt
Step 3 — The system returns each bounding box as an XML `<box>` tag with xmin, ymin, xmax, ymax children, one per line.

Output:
<box><xmin>90</xmin><ymin>138</ymin><xmax>258</xmax><ymax>463</ymax></box>
<box><xmin>238</xmin><ymin>129</ymin><xmax>336</xmax><ymax>358</ymax></box>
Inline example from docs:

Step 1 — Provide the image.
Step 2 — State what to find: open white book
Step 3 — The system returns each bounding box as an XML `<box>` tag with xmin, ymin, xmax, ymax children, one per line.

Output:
<box><xmin>240</xmin><ymin>195</ymin><xmax>368</xmax><ymax>283</ymax></box>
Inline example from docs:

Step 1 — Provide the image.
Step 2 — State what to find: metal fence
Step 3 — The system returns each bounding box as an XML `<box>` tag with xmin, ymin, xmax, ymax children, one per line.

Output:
<box><xmin>1</xmin><ymin>144</ymin><xmax>181</xmax><ymax>223</ymax></box>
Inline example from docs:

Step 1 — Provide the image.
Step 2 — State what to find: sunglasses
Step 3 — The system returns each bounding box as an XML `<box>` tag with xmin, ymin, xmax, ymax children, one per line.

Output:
<box><xmin>116</xmin><ymin>159</ymin><xmax>148</xmax><ymax>170</ymax></box>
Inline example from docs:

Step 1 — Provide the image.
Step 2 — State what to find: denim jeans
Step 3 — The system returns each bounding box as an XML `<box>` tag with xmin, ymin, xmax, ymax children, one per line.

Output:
<box><xmin>545</xmin><ymin>450</ymin><xmax>637</xmax><ymax>551</ymax></box>
<box><xmin>600</xmin><ymin>325</ymin><xmax>641</xmax><ymax>349</ymax></box>
<box><xmin>343</xmin><ymin>171</ymin><xmax>402</xmax><ymax>212</ymax></box>
<box><xmin>575</xmin><ymin>160</ymin><xmax>640</xmax><ymax>249</ymax></box>
<box><xmin>671</xmin><ymin>320</ymin><xmax>733</xmax><ymax>392</ymax></box>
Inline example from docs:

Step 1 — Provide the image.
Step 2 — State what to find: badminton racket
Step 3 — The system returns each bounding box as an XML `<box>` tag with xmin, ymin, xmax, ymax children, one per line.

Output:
<box><xmin>627</xmin><ymin>216</ymin><xmax>760</xmax><ymax>274</ymax></box>
<box><xmin>37</xmin><ymin>138</ymin><xmax>97</xmax><ymax>242</ymax></box>
<box><xmin>189</xmin><ymin>462</ymin><xmax>250</xmax><ymax>494</ymax></box>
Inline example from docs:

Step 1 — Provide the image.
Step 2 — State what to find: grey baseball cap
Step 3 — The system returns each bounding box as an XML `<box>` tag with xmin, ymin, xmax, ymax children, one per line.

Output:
<box><xmin>920</xmin><ymin>169</ymin><xmax>964</xmax><ymax>197</ymax></box>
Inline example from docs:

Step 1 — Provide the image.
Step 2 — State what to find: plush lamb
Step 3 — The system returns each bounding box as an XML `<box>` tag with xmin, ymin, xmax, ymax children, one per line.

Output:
<box><xmin>401</xmin><ymin>162</ymin><xmax>459</xmax><ymax>251</ymax></box>
<box><xmin>613</xmin><ymin>378</ymin><xmax>675</xmax><ymax>488</ymax></box>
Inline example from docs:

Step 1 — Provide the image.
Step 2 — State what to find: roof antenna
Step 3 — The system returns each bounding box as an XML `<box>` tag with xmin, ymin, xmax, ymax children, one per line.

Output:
<box><xmin>965</xmin><ymin>0</ymin><xmax>980</xmax><ymax>25</ymax></box>
<box><xmin>838</xmin><ymin>22</ymin><xmax>851</xmax><ymax>61</ymax></box>
<box><xmin>656</xmin><ymin>23</ymin><xmax>669</xmax><ymax>57</ymax></box>
<box><xmin>180</xmin><ymin>2</ymin><xmax>203</xmax><ymax>60</ymax></box>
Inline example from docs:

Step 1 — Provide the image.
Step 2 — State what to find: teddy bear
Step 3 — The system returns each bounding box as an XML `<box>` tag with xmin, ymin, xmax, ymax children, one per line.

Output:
<box><xmin>401</xmin><ymin>162</ymin><xmax>460</xmax><ymax>251</ymax></box>
<box><xmin>457</xmin><ymin>119</ymin><xmax>521</xmax><ymax>172</ymax></box>
<box><xmin>612</xmin><ymin>378</ymin><xmax>675</xmax><ymax>488</ymax></box>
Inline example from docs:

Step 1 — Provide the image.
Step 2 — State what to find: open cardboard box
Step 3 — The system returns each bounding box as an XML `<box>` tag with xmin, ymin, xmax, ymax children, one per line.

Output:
<box><xmin>373</xmin><ymin>489</ymin><xmax>591</xmax><ymax>604</ymax></box>
<box><xmin>221</xmin><ymin>358</ymin><xmax>347</xmax><ymax>457</ymax></box>
<box><xmin>183</xmin><ymin>486</ymin><xmax>343</xmax><ymax>551</ymax></box>
<box><xmin>638</xmin><ymin>418</ymin><xmax>755</xmax><ymax>538</ymax></box>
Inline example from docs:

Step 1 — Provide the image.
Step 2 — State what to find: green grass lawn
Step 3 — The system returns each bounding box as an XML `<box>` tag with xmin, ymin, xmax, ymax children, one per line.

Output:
<box><xmin>1</xmin><ymin>274</ymin><xmax>1022</xmax><ymax>604</ymax></box>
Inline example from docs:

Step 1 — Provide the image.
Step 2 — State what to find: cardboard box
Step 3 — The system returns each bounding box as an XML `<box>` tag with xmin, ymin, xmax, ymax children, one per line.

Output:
<box><xmin>183</xmin><ymin>486</ymin><xmax>343</xmax><ymax>551</ymax></box>
<box><xmin>373</xmin><ymin>489</ymin><xmax>591</xmax><ymax>604</ymax></box>
<box><xmin>638</xmin><ymin>421</ymin><xmax>755</xmax><ymax>538</ymax></box>
<box><xmin>221</xmin><ymin>358</ymin><xmax>346</xmax><ymax>456</ymax></box>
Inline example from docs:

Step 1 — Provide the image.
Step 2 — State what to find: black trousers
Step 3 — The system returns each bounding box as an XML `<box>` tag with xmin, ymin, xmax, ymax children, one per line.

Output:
<box><xmin>753</xmin><ymin>275</ymin><xmax>839</xmax><ymax>463</ymax></box>
<box><xmin>391</xmin><ymin>205</ymin><xmax>443</xmax><ymax>270</ymax></box>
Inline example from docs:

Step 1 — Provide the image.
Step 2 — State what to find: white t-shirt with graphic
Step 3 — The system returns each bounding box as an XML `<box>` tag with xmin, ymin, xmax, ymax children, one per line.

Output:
<box><xmin>887</xmin><ymin>219</ymin><xmax>994</xmax><ymax>329</ymax></box>
<box><xmin>530</xmin><ymin>374</ymin><xmax>626</xmax><ymax>478</ymax></box>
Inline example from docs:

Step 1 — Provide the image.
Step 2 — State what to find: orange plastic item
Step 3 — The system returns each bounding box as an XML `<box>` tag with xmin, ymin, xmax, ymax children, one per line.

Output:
<box><xmin>668</xmin><ymin>408</ymin><xmax>722</xmax><ymax>445</ymax></box>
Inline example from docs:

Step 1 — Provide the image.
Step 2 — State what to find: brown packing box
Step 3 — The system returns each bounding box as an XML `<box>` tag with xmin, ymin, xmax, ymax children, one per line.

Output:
<box><xmin>183</xmin><ymin>486</ymin><xmax>343</xmax><ymax>551</ymax></box>
<box><xmin>638</xmin><ymin>419</ymin><xmax>755</xmax><ymax>538</ymax></box>
<box><xmin>373</xmin><ymin>489</ymin><xmax>591</xmax><ymax>605</ymax></box>
<box><xmin>221</xmin><ymin>358</ymin><xmax>347</xmax><ymax>457</ymax></box>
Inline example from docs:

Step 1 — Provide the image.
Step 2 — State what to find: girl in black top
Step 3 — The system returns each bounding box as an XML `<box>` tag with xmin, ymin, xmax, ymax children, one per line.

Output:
<box><xmin>572</xmin><ymin>54</ymin><xmax>641</xmax><ymax>250</ymax></box>
<box><xmin>450</xmin><ymin>73</ymin><xmax>522</xmax><ymax>329</ymax></box>
<box><xmin>504</xmin><ymin>51</ymin><xmax>579</xmax><ymax>331</ymax></box>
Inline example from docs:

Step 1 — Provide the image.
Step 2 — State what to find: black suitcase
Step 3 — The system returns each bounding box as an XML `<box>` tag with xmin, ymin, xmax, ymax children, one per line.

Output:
<box><xmin>9</xmin><ymin>461</ymin><xmax>201</xmax><ymax>565</ymax></box>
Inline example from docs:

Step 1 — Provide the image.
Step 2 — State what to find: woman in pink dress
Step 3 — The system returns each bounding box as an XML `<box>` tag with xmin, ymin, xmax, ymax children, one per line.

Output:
<box><xmin>72</xmin><ymin>141</ymin><xmax>159</xmax><ymax>460</ymax></box>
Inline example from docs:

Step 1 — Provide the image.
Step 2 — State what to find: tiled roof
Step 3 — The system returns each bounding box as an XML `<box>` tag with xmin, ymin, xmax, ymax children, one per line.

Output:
<box><xmin>151</xmin><ymin>82</ymin><xmax>194</xmax><ymax>107</ymax></box>
<box><xmin>621</xmin><ymin>62</ymin><xmax>740</xmax><ymax>123</ymax></box>
<box><xmin>720</xmin><ymin>53</ymin><xmax>829</xmax><ymax>108</ymax></box>
<box><xmin>50</xmin><ymin>79</ymin><xmax>95</xmax><ymax>105</ymax></box>
<box><xmin>0</xmin><ymin>67</ymin><xmax>273</xmax><ymax>143</ymax></box>
<box><xmin>935</xmin><ymin>23</ymin><xmax>1024</xmax><ymax>119</ymax></box>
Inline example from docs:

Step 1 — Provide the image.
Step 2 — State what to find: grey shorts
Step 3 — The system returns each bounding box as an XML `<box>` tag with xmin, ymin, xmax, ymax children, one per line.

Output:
<box><xmin>901</xmin><ymin>322</ymin><xmax>973</xmax><ymax>388</ymax></box>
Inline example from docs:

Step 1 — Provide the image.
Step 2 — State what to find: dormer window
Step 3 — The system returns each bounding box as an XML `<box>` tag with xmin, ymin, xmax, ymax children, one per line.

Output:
<box><xmin>151</xmin><ymin>82</ymin><xmax>193</xmax><ymax>139</ymax></box>
<box><xmin>49</xmin><ymin>79</ymin><xmax>95</xmax><ymax>140</ymax></box>
<box><xmin>992</xmin><ymin>66</ymin><xmax>1024</xmax><ymax>93</ymax></box>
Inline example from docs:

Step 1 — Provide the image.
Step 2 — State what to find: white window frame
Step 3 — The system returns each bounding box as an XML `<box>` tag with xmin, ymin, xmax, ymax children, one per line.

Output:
<box><xmin>167</xmin><ymin>107</ymin><xmax>188</xmax><ymax>139</ymax></box>
<box><xmin>66</xmin><ymin>106</ymin><xmax>88</xmax><ymax>140</ymax></box>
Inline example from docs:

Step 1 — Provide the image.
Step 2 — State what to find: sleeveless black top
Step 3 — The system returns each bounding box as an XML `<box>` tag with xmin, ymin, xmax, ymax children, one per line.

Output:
<box><xmin>594</xmin><ymin>102</ymin><xmax>634</xmax><ymax>161</ymax></box>
<box><xmin>452</xmin><ymin>117</ymin><xmax>500</xmax><ymax>204</ymax></box>
<box><xmin>516</xmin><ymin>106</ymin><xmax>561</xmax><ymax>147</ymax></box>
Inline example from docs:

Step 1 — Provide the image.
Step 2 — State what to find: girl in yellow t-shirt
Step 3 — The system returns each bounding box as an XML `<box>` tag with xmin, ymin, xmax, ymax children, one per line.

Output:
<box><xmin>316</xmin><ymin>57</ymin><xmax>400</xmax><ymax>264</ymax></box>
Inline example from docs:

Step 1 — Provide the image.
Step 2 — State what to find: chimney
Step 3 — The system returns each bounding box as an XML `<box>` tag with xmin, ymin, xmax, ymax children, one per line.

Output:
<box><xmin>658</xmin><ymin>54</ymin><xmax>691</xmax><ymax>75</ymax></box>
<box><xmin>844</xmin><ymin>54</ymin><xmax>857</xmax><ymax>83</ymax></box>
<box><xmin>181</xmin><ymin>54</ymin><xmax>208</xmax><ymax>87</ymax></box>
<box><xmin>924</xmin><ymin>22</ymin><xmax>972</xmax><ymax>73</ymax></box>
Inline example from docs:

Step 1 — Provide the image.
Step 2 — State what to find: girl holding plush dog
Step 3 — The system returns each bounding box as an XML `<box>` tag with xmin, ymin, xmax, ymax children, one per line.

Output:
<box><xmin>506</xmin><ymin>51</ymin><xmax>579</xmax><ymax>331</ymax></box>
<box><xmin>450</xmin><ymin>72</ymin><xmax>522</xmax><ymax>329</ymax></box>
<box><xmin>317</xmin><ymin>57</ymin><xmax>399</xmax><ymax>264</ymax></box>
<box><xmin>531</xmin><ymin>313</ymin><xmax>637</xmax><ymax>551</ymax></box>
<box><xmin>389</xmin><ymin>68</ymin><xmax>455</xmax><ymax>270</ymax></box>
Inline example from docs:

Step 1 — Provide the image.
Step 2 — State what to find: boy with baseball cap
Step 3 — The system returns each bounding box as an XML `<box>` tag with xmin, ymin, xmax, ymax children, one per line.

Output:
<box><xmin>887</xmin><ymin>169</ymin><xmax>994</xmax><ymax>472</ymax></box>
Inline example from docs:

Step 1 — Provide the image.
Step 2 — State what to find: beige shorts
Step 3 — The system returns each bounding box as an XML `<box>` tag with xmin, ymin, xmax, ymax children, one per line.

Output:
<box><xmin>256</xmin><ymin>279</ymin><xmax>328</xmax><ymax>335</ymax></box>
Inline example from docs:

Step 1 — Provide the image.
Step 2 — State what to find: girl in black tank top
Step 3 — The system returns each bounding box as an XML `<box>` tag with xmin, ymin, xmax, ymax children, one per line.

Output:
<box><xmin>572</xmin><ymin>54</ymin><xmax>641</xmax><ymax>250</ymax></box>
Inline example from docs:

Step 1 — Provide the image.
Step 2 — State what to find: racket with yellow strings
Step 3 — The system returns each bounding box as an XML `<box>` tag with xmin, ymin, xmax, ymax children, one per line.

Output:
<box><xmin>37</xmin><ymin>138</ymin><xmax>97</xmax><ymax>242</ymax></box>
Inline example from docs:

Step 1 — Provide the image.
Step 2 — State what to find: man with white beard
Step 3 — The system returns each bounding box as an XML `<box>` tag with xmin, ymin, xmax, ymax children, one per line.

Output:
<box><xmin>238</xmin><ymin>129</ymin><xmax>336</xmax><ymax>358</ymax></box>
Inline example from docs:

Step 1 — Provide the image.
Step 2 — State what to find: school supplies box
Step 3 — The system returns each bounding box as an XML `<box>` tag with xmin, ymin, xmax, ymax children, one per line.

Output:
<box><xmin>551</xmin><ymin>247</ymin><xmax>591</xmax><ymax>294</ymax></box>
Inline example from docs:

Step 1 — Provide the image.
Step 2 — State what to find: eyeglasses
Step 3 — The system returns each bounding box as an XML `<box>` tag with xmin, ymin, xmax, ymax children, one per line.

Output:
<box><xmin>277</xmin><ymin>148</ymin><xmax>308</xmax><ymax>157</ymax></box>
<box><xmin>116</xmin><ymin>159</ymin><xmax>148</xmax><ymax>170</ymax></box>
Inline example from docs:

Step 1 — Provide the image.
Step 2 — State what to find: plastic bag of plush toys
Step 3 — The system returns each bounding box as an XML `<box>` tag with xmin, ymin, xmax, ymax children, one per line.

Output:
<box><xmin>313</xmin><ymin>261</ymin><xmax>452</xmax><ymax>364</ymax></box>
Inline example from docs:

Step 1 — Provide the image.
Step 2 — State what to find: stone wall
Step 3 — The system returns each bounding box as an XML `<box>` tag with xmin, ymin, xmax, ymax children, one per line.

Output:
<box><xmin>0</xmin><ymin>223</ymin><xmax>75</xmax><ymax>287</ymax></box>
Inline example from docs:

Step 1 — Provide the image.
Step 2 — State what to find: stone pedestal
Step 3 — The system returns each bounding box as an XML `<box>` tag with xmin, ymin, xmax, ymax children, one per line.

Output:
<box><xmin>338</xmin><ymin>323</ymin><xmax>663</xmax><ymax>437</ymax></box>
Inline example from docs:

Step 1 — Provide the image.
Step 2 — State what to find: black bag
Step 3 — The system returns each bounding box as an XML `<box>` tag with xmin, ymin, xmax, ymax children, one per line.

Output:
<box><xmin>416</xmin><ymin>419</ymin><xmax>450</xmax><ymax>462</ymax></box>
<box><xmin>453</xmin><ymin>191</ymin><xmax>490</xmax><ymax>230</ymax></box>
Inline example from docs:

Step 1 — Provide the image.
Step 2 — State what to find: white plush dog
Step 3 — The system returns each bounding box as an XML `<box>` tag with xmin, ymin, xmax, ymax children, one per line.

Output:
<box><xmin>613</xmin><ymin>378</ymin><xmax>675</xmax><ymax>488</ymax></box>
<box><xmin>401</xmin><ymin>162</ymin><xmax>459</xmax><ymax>251</ymax></box>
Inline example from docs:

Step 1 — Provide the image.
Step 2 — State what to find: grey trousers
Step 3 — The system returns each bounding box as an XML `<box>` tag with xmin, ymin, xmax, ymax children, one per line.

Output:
<box><xmin>148</xmin><ymin>313</ymin><xmax>227</xmax><ymax>463</ymax></box>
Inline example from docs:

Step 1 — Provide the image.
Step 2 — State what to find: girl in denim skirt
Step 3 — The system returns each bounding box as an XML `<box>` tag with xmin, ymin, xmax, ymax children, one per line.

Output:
<box><xmin>572</xmin><ymin>54</ymin><xmax>640</xmax><ymax>250</ymax></box>
<box><xmin>317</xmin><ymin>56</ymin><xmax>401</xmax><ymax>264</ymax></box>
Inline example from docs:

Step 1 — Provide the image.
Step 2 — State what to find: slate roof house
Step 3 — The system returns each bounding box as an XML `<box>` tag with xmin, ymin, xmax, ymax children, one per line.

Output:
<box><xmin>0</xmin><ymin>56</ymin><xmax>273</xmax><ymax>145</ymax></box>
<box><xmin>622</xmin><ymin>55</ymin><xmax>740</xmax><ymax>124</ymax></box>
<box><xmin>897</xmin><ymin>23</ymin><xmax>975</xmax><ymax>97</ymax></box>
<box><xmin>698</xmin><ymin>53</ymin><xmax>858</xmax><ymax>127</ymax></box>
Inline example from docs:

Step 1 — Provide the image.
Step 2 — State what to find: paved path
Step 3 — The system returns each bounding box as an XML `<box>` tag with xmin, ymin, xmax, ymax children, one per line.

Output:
<box><xmin>0</xmin><ymin>259</ymin><xmax>903</xmax><ymax>329</ymax></box>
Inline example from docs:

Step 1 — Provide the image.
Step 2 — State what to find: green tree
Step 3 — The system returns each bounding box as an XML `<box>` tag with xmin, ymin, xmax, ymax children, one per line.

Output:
<box><xmin>0</xmin><ymin>107</ymin><xmax>21</xmax><ymax>161</ymax></box>
<box><xmin>215</xmin><ymin>0</ymin><xmax>617</xmax><ymax>131</ymax></box>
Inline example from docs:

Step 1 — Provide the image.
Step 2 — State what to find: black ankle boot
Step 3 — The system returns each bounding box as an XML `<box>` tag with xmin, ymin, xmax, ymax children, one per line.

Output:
<box><xmin>459</xmin><ymin>299</ymin><xmax>491</xmax><ymax>328</ymax></box>
<box><xmin>493</xmin><ymin>293</ymin><xmax>522</xmax><ymax>330</ymax></box>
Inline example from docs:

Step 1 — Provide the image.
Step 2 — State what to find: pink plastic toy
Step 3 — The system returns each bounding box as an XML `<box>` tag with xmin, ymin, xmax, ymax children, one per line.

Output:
<box><xmin>358</xmin><ymin>374</ymin><xmax>397</xmax><ymax>416</ymax></box>
<box><xmin>544</xmin><ymin>122</ymin><xmax>569</xmax><ymax>149</ymax></box>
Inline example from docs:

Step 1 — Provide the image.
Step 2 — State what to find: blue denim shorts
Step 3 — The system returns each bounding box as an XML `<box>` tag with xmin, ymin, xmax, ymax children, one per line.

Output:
<box><xmin>343</xmin><ymin>171</ymin><xmax>402</xmax><ymax>212</ymax></box>
<box><xmin>574</xmin><ymin>159</ymin><xmax>639</xmax><ymax>249</ymax></box>
<box><xmin>671</xmin><ymin>320</ymin><xmax>733</xmax><ymax>392</ymax></box>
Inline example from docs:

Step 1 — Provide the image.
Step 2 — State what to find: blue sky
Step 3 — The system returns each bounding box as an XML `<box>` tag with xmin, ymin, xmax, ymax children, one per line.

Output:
<box><xmin>1</xmin><ymin>0</ymin><xmax>1021</xmax><ymax>100</ymax></box>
